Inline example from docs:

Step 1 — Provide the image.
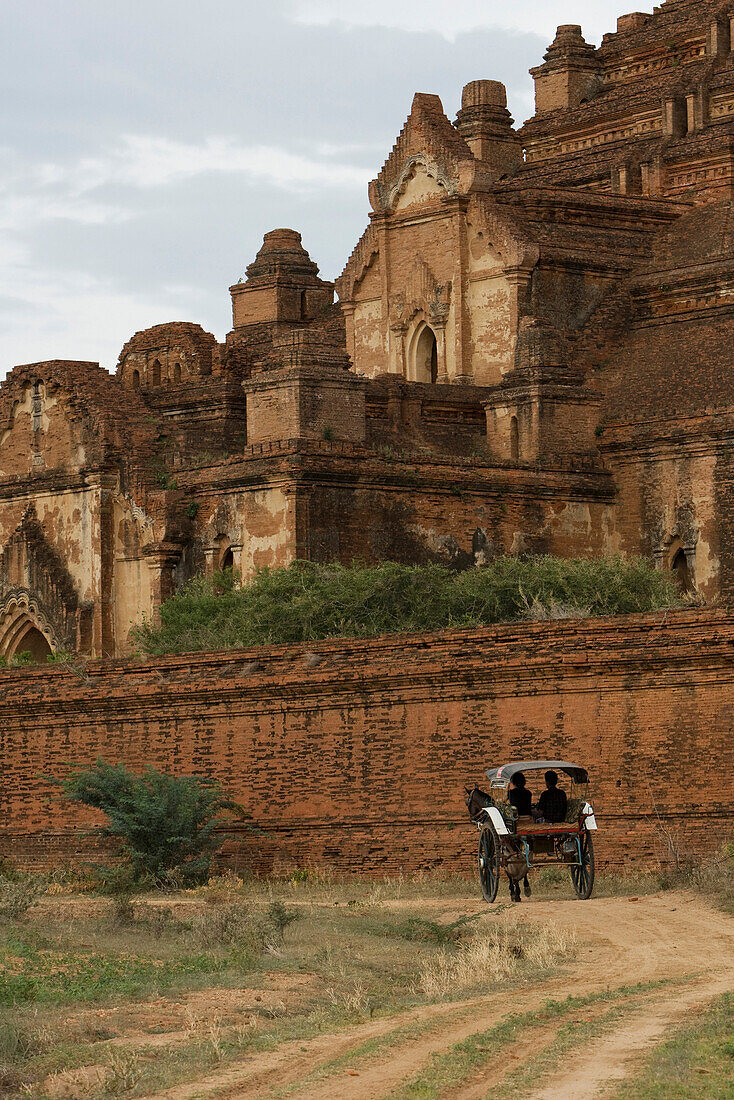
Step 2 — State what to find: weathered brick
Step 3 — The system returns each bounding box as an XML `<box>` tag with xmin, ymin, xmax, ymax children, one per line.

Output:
<box><xmin>0</xmin><ymin>610</ymin><xmax>731</xmax><ymax>875</ymax></box>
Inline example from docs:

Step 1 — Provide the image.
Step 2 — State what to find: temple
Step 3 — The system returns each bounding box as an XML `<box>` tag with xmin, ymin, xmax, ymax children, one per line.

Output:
<box><xmin>2</xmin><ymin>0</ymin><xmax>733</xmax><ymax>659</ymax></box>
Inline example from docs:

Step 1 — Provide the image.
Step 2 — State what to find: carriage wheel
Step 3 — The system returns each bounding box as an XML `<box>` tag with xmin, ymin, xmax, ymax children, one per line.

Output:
<box><xmin>478</xmin><ymin>823</ymin><xmax>501</xmax><ymax>903</ymax></box>
<box><xmin>570</xmin><ymin>832</ymin><xmax>595</xmax><ymax>900</ymax></box>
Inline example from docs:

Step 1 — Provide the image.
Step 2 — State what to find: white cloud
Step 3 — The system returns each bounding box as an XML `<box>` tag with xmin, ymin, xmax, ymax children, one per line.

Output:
<box><xmin>287</xmin><ymin>0</ymin><xmax>646</xmax><ymax>45</ymax></box>
<box><xmin>62</xmin><ymin>136</ymin><xmax>371</xmax><ymax>196</ymax></box>
<box><xmin>0</xmin><ymin>136</ymin><xmax>371</xmax><ymax>234</ymax></box>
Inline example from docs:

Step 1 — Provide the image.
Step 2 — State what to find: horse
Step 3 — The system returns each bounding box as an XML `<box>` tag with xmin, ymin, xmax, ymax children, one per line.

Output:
<box><xmin>465</xmin><ymin>786</ymin><xmax>532</xmax><ymax>902</ymax></box>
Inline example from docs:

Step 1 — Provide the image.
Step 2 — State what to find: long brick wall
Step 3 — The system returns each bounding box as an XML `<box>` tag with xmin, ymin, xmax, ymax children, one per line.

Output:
<box><xmin>1</xmin><ymin>609</ymin><xmax>733</xmax><ymax>875</ymax></box>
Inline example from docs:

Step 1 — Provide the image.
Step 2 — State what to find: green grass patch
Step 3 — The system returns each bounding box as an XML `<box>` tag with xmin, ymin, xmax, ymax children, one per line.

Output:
<box><xmin>0</xmin><ymin>930</ymin><xmax>228</xmax><ymax>1006</ymax></box>
<box><xmin>133</xmin><ymin>557</ymin><xmax>677</xmax><ymax>655</ymax></box>
<box><xmin>610</xmin><ymin>992</ymin><xmax>734</xmax><ymax>1100</ymax></box>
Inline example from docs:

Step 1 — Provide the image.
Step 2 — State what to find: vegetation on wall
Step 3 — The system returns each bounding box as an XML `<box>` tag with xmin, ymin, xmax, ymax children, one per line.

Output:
<box><xmin>133</xmin><ymin>556</ymin><xmax>679</xmax><ymax>656</ymax></box>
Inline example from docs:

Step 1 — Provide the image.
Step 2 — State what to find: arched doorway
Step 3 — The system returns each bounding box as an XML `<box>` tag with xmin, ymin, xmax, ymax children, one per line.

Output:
<box><xmin>220</xmin><ymin>546</ymin><xmax>234</xmax><ymax>571</ymax></box>
<box><xmin>409</xmin><ymin>324</ymin><xmax>439</xmax><ymax>383</ymax></box>
<box><xmin>671</xmin><ymin>548</ymin><xmax>693</xmax><ymax>594</ymax></box>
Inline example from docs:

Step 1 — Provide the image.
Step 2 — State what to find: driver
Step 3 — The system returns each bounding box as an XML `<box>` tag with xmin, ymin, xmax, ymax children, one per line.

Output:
<box><xmin>537</xmin><ymin>770</ymin><xmax>568</xmax><ymax>823</ymax></box>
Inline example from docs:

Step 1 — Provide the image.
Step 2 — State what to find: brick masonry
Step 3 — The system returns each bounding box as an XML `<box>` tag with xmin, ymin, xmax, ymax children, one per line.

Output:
<box><xmin>1</xmin><ymin>609</ymin><xmax>732</xmax><ymax>876</ymax></box>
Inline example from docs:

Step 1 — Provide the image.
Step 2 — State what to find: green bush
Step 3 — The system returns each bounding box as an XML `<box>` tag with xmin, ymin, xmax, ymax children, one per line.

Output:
<box><xmin>49</xmin><ymin>760</ymin><xmax>243</xmax><ymax>887</ymax></box>
<box><xmin>133</xmin><ymin>557</ymin><xmax>678</xmax><ymax>656</ymax></box>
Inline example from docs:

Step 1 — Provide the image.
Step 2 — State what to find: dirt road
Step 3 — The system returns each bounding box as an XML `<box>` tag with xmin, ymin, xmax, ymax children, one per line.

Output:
<box><xmin>133</xmin><ymin>890</ymin><xmax>734</xmax><ymax>1100</ymax></box>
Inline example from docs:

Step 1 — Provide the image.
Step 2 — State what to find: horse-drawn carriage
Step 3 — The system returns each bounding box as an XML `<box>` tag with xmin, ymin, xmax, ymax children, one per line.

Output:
<box><xmin>466</xmin><ymin>760</ymin><xmax>597</xmax><ymax>902</ymax></box>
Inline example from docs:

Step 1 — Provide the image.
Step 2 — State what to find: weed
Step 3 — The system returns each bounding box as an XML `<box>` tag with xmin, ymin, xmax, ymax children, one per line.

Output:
<box><xmin>109</xmin><ymin>894</ymin><xmax>136</xmax><ymax>927</ymax></box>
<box><xmin>103</xmin><ymin>1049</ymin><xmax>143</xmax><ymax>1095</ymax></box>
<box><xmin>194</xmin><ymin>869</ymin><xmax>248</xmax><ymax>905</ymax></box>
<box><xmin>688</xmin><ymin>843</ymin><xmax>734</xmax><ymax>914</ymax></box>
<box><xmin>0</xmin><ymin>1013</ymin><xmax>53</xmax><ymax>1060</ymax></box>
<box><xmin>184</xmin><ymin>1008</ymin><xmax>226</xmax><ymax>1064</ymax></box>
<box><xmin>0</xmin><ymin>877</ymin><xmax>42</xmax><ymax>920</ymax></box>
<box><xmin>194</xmin><ymin>903</ymin><xmax>265</xmax><ymax>953</ymax></box>
<box><xmin>327</xmin><ymin>980</ymin><xmax>371</xmax><ymax>1020</ymax></box>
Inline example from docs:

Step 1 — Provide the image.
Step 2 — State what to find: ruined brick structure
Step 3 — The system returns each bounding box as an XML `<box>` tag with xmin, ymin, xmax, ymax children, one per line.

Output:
<box><xmin>1</xmin><ymin>611</ymin><xmax>733</xmax><ymax>871</ymax></box>
<box><xmin>2</xmin><ymin>0</ymin><xmax>734</xmax><ymax>658</ymax></box>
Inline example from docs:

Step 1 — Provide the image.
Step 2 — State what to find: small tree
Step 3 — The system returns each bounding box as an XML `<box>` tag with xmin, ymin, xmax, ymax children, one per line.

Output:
<box><xmin>50</xmin><ymin>759</ymin><xmax>244</xmax><ymax>886</ymax></box>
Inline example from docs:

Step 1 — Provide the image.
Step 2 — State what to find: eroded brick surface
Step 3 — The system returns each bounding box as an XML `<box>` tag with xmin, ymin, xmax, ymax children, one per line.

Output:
<box><xmin>0</xmin><ymin>611</ymin><xmax>732</xmax><ymax>874</ymax></box>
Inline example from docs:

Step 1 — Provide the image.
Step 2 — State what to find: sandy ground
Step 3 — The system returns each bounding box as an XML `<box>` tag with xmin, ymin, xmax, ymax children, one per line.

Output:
<box><xmin>121</xmin><ymin>890</ymin><xmax>734</xmax><ymax>1100</ymax></box>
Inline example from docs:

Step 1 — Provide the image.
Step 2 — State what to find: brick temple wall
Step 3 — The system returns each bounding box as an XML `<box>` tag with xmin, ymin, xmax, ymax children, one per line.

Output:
<box><xmin>1</xmin><ymin>609</ymin><xmax>733</xmax><ymax>875</ymax></box>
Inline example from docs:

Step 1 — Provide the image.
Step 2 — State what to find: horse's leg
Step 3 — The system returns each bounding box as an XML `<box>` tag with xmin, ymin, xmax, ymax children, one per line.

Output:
<box><xmin>523</xmin><ymin>874</ymin><xmax>531</xmax><ymax>898</ymax></box>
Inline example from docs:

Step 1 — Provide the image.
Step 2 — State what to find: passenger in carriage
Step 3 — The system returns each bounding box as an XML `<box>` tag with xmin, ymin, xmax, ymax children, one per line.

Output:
<box><xmin>508</xmin><ymin>772</ymin><xmax>532</xmax><ymax>817</ymax></box>
<box><xmin>537</xmin><ymin>770</ymin><xmax>568</xmax><ymax>824</ymax></box>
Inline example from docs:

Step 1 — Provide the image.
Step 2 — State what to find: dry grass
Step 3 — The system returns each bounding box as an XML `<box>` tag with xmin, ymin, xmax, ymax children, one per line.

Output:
<box><xmin>688</xmin><ymin>843</ymin><xmax>734</xmax><ymax>914</ymax></box>
<box><xmin>0</xmin><ymin>864</ymin><xmax>689</xmax><ymax>1097</ymax></box>
<box><xmin>418</xmin><ymin>920</ymin><xmax>575</xmax><ymax>998</ymax></box>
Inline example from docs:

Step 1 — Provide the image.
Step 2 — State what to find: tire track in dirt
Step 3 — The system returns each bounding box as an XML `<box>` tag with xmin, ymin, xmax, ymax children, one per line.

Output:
<box><xmin>526</xmin><ymin>975</ymin><xmax>734</xmax><ymax>1100</ymax></box>
<box><xmin>135</xmin><ymin>892</ymin><xmax>734</xmax><ymax>1100</ymax></box>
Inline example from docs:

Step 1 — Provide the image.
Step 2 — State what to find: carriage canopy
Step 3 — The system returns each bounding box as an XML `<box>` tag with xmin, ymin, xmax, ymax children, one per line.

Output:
<box><xmin>485</xmin><ymin>761</ymin><xmax>589</xmax><ymax>788</ymax></box>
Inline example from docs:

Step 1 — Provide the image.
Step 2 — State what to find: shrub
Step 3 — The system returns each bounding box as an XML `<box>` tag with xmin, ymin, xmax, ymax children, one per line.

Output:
<box><xmin>132</xmin><ymin>556</ymin><xmax>678</xmax><ymax>656</ymax></box>
<box><xmin>265</xmin><ymin>900</ymin><xmax>300</xmax><ymax>945</ymax></box>
<box><xmin>49</xmin><ymin>759</ymin><xmax>244</xmax><ymax>887</ymax></box>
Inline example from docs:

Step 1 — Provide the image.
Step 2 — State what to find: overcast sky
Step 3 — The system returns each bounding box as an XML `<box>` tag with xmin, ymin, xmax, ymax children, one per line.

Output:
<box><xmin>0</xmin><ymin>1</ymin><xmax>651</xmax><ymax>376</ymax></box>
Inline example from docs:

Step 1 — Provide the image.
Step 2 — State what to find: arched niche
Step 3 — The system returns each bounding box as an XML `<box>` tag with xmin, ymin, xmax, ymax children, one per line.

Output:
<box><xmin>11</xmin><ymin>624</ymin><xmax>52</xmax><ymax>662</ymax></box>
<box><xmin>671</xmin><ymin>546</ymin><xmax>694</xmax><ymax>594</ymax></box>
<box><xmin>664</xmin><ymin>538</ymin><xmax>695</xmax><ymax>596</ymax></box>
<box><xmin>407</xmin><ymin>322</ymin><xmax>439</xmax><ymax>383</ymax></box>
